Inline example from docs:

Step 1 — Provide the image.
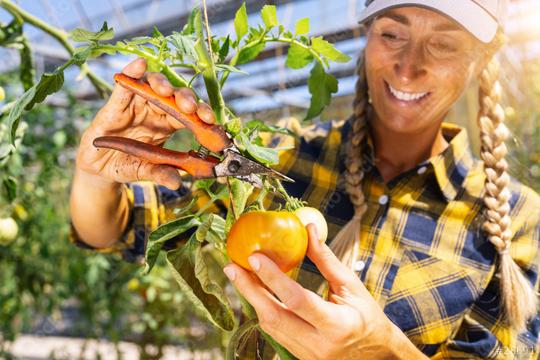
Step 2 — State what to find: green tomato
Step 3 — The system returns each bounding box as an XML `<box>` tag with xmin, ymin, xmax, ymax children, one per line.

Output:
<box><xmin>0</xmin><ymin>217</ymin><xmax>18</xmax><ymax>246</ymax></box>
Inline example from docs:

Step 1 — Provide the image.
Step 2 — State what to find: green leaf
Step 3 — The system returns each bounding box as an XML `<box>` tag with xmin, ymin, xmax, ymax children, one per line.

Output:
<box><xmin>295</xmin><ymin>18</ymin><xmax>310</xmax><ymax>36</ymax></box>
<box><xmin>218</xmin><ymin>35</ymin><xmax>231</xmax><ymax>62</ymax></box>
<box><xmin>2</xmin><ymin>176</ymin><xmax>17</xmax><ymax>202</ymax></box>
<box><xmin>182</xmin><ymin>8</ymin><xmax>198</xmax><ymax>35</ymax></box>
<box><xmin>225</xmin><ymin>178</ymin><xmax>253</xmax><ymax>232</ymax></box>
<box><xmin>19</xmin><ymin>40</ymin><xmax>34</xmax><ymax>90</ymax></box>
<box><xmin>70</xmin><ymin>22</ymin><xmax>114</xmax><ymax>42</ymax></box>
<box><xmin>196</xmin><ymin>214</ymin><xmax>214</xmax><ymax>242</ymax></box>
<box><xmin>195</xmin><ymin>179</ymin><xmax>216</xmax><ymax>193</ymax></box>
<box><xmin>33</xmin><ymin>72</ymin><xmax>64</xmax><ymax>105</ymax></box>
<box><xmin>173</xmin><ymin>196</ymin><xmax>198</xmax><ymax>216</ymax></box>
<box><xmin>166</xmin><ymin>238</ymin><xmax>235</xmax><ymax>331</ymax></box>
<box><xmin>144</xmin><ymin>216</ymin><xmax>200</xmax><ymax>274</ymax></box>
<box><xmin>236</xmin><ymin>43</ymin><xmax>265</xmax><ymax>65</ymax></box>
<box><xmin>168</xmin><ymin>32</ymin><xmax>197</xmax><ymax>61</ymax></box>
<box><xmin>0</xmin><ymin>20</ymin><xmax>24</xmax><ymax>46</ymax></box>
<box><xmin>72</xmin><ymin>46</ymin><xmax>93</xmax><ymax>65</ymax></box>
<box><xmin>261</xmin><ymin>5</ymin><xmax>279</xmax><ymax>29</ymax></box>
<box><xmin>215</xmin><ymin>64</ymin><xmax>247</xmax><ymax>75</ymax></box>
<box><xmin>206</xmin><ymin>214</ymin><xmax>226</xmax><ymax>245</ymax></box>
<box><xmin>152</xmin><ymin>26</ymin><xmax>164</xmax><ymax>38</ymax></box>
<box><xmin>226</xmin><ymin>117</ymin><xmax>242</xmax><ymax>136</ymax></box>
<box><xmin>285</xmin><ymin>42</ymin><xmax>313</xmax><ymax>70</ymax></box>
<box><xmin>311</xmin><ymin>37</ymin><xmax>351</xmax><ymax>63</ymax></box>
<box><xmin>237</xmin><ymin>132</ymin><xmax>279</xmax><ymax>165</ymax></box>
<box><xmin>244</xmin><ymin>119</ymin><xmax>296</xmax><ymax>137</ymax></box>
<box><xmin>305</xmin><ymin>62</ymin><xmax>338</xmax><ymax>120</ymax></box>
<box><xmin>6</xmin><ymin>86</ymin><xmax>35</xmax><ymax>145</ymax></box>
<box><xmin>234</xmin><ymin>3</ymin><xmax>248</xmax><ymax>41</ymax></box>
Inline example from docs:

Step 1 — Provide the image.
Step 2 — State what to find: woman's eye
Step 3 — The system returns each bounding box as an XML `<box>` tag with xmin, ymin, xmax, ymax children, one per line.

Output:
<box><xmin>431</xmin><ymin>41</ymin><xmax>457</xmax><ymax>53</ymax></box>
<box><xmin>382</xmin><ymin>32</ymin><xmax>399</xmax><ymax>40</ymax></box>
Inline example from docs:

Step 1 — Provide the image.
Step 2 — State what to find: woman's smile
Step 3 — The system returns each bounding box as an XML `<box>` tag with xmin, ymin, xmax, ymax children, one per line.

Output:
<box><xmin>383</xmin><ymin>80</ymin><xmax>432</xmax><ymax>107</ymax></box>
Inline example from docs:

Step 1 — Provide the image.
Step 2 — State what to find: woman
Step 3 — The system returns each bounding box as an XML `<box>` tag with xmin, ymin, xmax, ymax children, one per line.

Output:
<box><xmin>70</xmin><ymin>0</ymin><xmax>540</xmax><ymax>358</ymax></box>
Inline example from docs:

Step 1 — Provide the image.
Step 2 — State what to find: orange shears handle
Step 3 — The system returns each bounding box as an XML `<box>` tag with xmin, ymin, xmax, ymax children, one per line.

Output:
<box><xmin>114</xmin><ymin>73</ymin><xmax>232</xmax><ymax>153</ymax></box>
<box><xmin>93</xmin><ymin>136</ymin><xmax>220</xmax><ymax>178</ymax></box>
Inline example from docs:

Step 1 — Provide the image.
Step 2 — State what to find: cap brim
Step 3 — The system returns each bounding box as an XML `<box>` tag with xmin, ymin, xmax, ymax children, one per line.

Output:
<box><xmin>358</xmin><ymin>0</ymin><xmax>498</xmax><ymax>43</ymax></box>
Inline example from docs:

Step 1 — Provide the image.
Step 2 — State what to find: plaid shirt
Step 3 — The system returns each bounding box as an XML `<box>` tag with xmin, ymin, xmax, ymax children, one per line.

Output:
<box><xmin>71</xmin><ymin>120</ymin><xmax>540</xmax><ymax>359</ymax></box>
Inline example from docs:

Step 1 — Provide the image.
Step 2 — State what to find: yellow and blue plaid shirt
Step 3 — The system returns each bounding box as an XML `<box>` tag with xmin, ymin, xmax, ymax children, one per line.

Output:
<box><xmin>71</xmin><ymin>120</ymin><xmax>540</xmax><ymax>359</ymax></box>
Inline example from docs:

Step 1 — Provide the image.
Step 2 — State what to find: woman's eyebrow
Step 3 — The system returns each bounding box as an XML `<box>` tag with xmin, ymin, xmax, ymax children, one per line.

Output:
<box><xmin>434</xmin><ymin>23</ymin><xmax>462</xmax><ymax>32</ymax></box>
<box><xmin>377</xmin><ymin>13</ymin><xmax>409</xmax><ymax>25</ymax></box>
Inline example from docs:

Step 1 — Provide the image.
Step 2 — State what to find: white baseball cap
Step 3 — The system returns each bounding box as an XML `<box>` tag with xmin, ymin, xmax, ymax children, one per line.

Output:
<box><xmin>358</xmin><ymin>0</ymin><xmax>505</xmax><ymax>43</ymax></box>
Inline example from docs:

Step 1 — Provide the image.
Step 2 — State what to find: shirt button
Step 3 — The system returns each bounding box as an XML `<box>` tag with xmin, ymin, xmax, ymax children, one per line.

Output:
<box><xmin>378</xmin><ymin>194</ymin><xmax>389</xmax><ymax>205</ymax></box>
<box><xmin>353</xmin><ymin>260</ymin><xmax>365</xmax><ymax>272</ymax></box>
<box><xmin>417</xmin><ymin>166</ymin><xmax>427</xmax><ymax>175</ymax></box>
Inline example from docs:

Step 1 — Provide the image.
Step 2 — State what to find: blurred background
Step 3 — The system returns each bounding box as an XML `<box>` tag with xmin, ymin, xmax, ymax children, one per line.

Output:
<box><xmin>0</xmin><ymin>0</ymin><xmax>538</xmax><ymax>359</ymax></box>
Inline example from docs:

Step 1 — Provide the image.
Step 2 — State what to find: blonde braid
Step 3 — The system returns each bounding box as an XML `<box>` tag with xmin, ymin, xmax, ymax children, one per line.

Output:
<box><xmin>329</xmin><ymin>51</ymin><xmax>369</xmax><ymax>269</ymax></box>
<box><xmin>478</xmin><ymin>58</ymin><xmax>538</xmax><ymax>332</ymax></box>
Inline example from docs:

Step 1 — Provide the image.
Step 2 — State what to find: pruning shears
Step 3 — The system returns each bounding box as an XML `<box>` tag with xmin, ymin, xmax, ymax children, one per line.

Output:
<box><xmin>93</xmin><ymin>73</ymin><xmax>293</xmax><ymax>189</ymax></box>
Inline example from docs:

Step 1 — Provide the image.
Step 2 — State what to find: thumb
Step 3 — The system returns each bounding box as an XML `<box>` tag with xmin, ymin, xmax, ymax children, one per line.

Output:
<box><xmin>306</xmin><ymin>224</ymin><xmax>366</xmax><ymax>296</ymax></box>
<box><xmin>106</xmin><ymin>58</ymin><xmax>147</xmax><ymax>113</ymax></box>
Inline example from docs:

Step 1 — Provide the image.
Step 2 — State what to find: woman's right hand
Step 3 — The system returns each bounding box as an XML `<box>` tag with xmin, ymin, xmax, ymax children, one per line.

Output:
<box><xmin>76</xmin><ymin>58</ymin><xmax>216</xmax><ymax>190</ymax></box>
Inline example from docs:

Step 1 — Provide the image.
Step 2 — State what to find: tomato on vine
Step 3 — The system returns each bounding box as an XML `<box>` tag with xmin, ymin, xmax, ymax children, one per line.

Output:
<box><xmin>294</xmin><ymin>206</ymin><xmax>328</xmax><ymax>243</ymax></box>
<box><xmin>226</xmin><ymin>211</ymin><xmax>308</xmax><ymax>273</ymax></box>
<box><xmin>0</xmin><ymin>217</ymin><xmax>18</xmax><ymax>246</ymax></box>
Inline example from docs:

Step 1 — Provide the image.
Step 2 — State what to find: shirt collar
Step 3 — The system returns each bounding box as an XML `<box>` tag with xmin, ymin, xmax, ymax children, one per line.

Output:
<box><xmin>357</xmin><ymin>122</ymin><xmax>474</xmax><ymax>202</ymax></box>
<box><xmin>429</xmin><ymin>122</ymin><xmax>475</xmax><ymax>202</ymax></box>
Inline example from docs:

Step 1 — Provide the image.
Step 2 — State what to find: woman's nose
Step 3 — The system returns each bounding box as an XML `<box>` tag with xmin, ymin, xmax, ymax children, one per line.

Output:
<box><xmin>393</xmin><ymin>42</ymin><xmax>427</xmax><ymax>84</ymax></box>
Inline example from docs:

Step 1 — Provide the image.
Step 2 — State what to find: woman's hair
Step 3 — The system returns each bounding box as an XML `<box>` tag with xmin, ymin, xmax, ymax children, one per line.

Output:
<box><xmin>331</xmin><ymin>28</ymin><xmax>538</xmax><ymax>332</ymax></box>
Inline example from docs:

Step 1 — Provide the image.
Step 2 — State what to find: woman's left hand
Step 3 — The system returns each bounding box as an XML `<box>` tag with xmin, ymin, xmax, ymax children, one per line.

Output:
<box><xmin>223</xmin><ymin>224</ymin><xmax>425</xmax><ymax>360</ymax></box>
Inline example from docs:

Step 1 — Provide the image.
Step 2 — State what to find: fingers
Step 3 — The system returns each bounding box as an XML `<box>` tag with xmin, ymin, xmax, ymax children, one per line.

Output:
<box><xmin>247</xmin><ymin>253</ymin><xmax>335</xmax><ymax>327</ymax></box>
<box><xmin>136</xmin><ymin>162</ymin><xmax>182</xmax><ymax>190</ymax></box>
<box><xmin>223</xmin><ymin>263</ymin><xmax>316</xmax><ymax>337</ymax></box>
<box><xmin>306</xmin><ymin>224</ymin><xmax>366</xmax><ymax>296</ymax></box>
<box><xmin>173</xmin><ymin>87</ymin><xmax>215</xmax><ymax>124</ymax></box>
<box><xmin>174</xmin><ymin>88</ymin><xmax>197</xmax><ymax>114</ymax></box>
<box><xmin>104</xmin><ymin>58</ymin><xmax>147</xmax><ymax>113</ymax></box>
<box><xmin>122</xmin><ymin>58</ymin><xmax>147</xmax><ymax>79</ymax></box>
<box><xmin>146</xmin><ymin>72</ymin><xmax>174</xmax><ymax>97</ymax></box>
<box><xmin>111</xmin><ymin>59</ymin><xmax>215</xmax><ymax>125</ymax></box>
<box><xmin>196</xmin><ymin>102</ymin><xmax>216</xmax><ymax>124</ymax></box>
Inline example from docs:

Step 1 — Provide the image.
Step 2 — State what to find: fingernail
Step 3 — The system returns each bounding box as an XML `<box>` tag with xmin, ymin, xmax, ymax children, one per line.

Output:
<box><xmin>248</xmin><ymin>256</ymin><xmax>261</xmax><ymax>271</ymax></box>
<box><xmin>223</xmin><ymin>266</ymin><xmax>236</xmax><ymax>281</ymax></box>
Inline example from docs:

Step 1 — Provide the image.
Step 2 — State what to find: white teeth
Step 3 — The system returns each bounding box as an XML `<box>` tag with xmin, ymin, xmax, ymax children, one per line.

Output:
<box><xmin>388</xmin><ymin>83</ymin><xmax>428</xmax><ymax>102</ymax></box>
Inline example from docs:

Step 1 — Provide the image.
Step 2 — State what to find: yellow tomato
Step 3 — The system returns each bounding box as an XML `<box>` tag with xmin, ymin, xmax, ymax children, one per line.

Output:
<box><xmin>227</xmin><ymin>211</ymin><xmax>308</xmax><ymax>273</ymax></box>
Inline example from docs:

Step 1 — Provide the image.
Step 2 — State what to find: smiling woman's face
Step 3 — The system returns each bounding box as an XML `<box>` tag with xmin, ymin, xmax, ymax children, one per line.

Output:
<box><xmin>364</xmin><ymin>6</ymin><xmax>486</xmax><ymax>135</ymax></box>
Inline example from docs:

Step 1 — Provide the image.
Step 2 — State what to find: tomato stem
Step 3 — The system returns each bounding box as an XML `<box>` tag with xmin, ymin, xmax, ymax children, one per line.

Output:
<box><xmin>226</xmin><ymin>178</ymin><xmax>238</xmax><ymax>220</ymax></box>
<box><xmin>255</xmin><ymin>182</ymin><xmax>268</xmax><ymax>211</ymax></box>
<box><xmin>272</xmin><ymin>179</ymin><xmax>303</xmax><ymax>211</ymax></box>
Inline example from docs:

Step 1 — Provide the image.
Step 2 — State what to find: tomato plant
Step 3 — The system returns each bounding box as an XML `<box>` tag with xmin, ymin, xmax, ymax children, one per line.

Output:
<box><xmin>0</xmin><ymin>0</ymin><xmax>350</xmax><ymax>358</ymax></box>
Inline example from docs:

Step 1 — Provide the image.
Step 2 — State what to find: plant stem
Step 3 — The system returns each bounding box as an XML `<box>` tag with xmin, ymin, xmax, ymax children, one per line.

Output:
<box><xmin>194</xmin><ymin>7</ymin><xmax>227</xmax><ymax>124</ymax></box>
<box><xmin>95</xmin><ymin>44</ymin><xmax>189</xmax><ymax>88</ymax></box>
<box><xmin>0</xmin><ymin>0</ymin><xmax>112</xmax><ymax>97</ymax></box>
<box><xmin>226</xmin><ymin>178</ymin><xmax>238</xmax><ymax>220</ymax></box>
